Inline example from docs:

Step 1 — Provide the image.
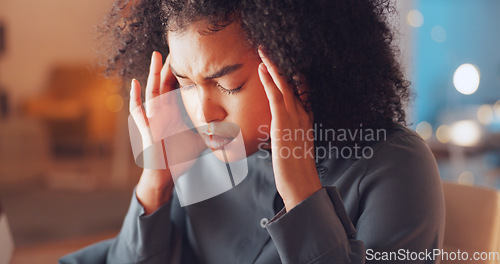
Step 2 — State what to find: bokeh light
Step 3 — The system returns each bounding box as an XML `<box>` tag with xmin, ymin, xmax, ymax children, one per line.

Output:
<box><xmin>458</xmin><ymin>171</ymin><xmax>475</xmax><ymax>185</ymax></box>
<box><xmin>431</xmin><ymin>25</ymin><xmax>447</xmax><ymax>43</ymax></box>
<box><xmin>416</xmin><ymin>121</ymin><xmax>432</xmax><ymax>140</ymax></box>
<box><xmin>494</xmin><ymin>99</ymin><xmax>500</xmax><ymax>117</ymax></box>
<box><xmin>436</xmin><ymin>125</ymin><xmax>451</xmax><ymax>143</ymax></box>
<box><xmin>105</xmin><ymin>94</ymin><xmax>124</xmax><ymax>113</ymax></box>
<box><xmin>450</xmin><ymin>120</ymin><xmax>481</xmax><ymax>147</ymax></box>
<box><xmin>477</xmin><ymin>104</ymin><xmax>494</xmax><ymax>125</ymax></box>
<box><xmin>407</xmin><ymin>10</ymin><xmax>424</xmax><ymax>28</ymax></box>
<box><xmin>453</xmin><ymin>63</ymin><xmax>480</xmax><ymax>95</ymax></box>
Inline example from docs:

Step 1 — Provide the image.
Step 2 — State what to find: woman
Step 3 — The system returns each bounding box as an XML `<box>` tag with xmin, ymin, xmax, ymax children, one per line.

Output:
<box><xmin>60</xmin><ymin>0</ymin><xmax>445</xmax><ymax>263</ymax></box>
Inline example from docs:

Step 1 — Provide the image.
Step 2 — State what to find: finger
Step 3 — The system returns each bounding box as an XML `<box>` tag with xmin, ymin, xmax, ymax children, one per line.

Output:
<box><xmin>145</xmin><ymin>51</ymin><xmax>162</xmax><ymax>116</ymax></box>
<box><xmin>129</xmin><ymin>79</ymin><xmax>149</xmax><ymax>128</ymax></box>
<box><xmin>129</xmin><ymin>79</ymin><xmax>154</xmax><ymax>164</ymax></box>
<box><xmin>160</xmin><ymin>54</ymin><xmax>177</xmax><ymax>95</ymax></box>
<box><xmin>258</xmin><ymin>47</ymin><xmax>297</xmax><ymax>114</ymax></box>
<box><xmin>295</xmin><ymin>95</ymin><xmax>313</xmax><ymax>126</ymax></box>
<box><xmin>130</xmin><ymin>78</ymin><xmax>142</xmax><ymax>113</ymax></box>
<box><xmin>129</xmin><ymin>79</ymin><xmax>151</xmax><ymax>146</ymax></box>
<box><xmin>147</xmin><ymin>51</ymin><xmax>162</xmax><ymax>99</ymax></box>
<box><xmin>258</xmin><ymin>63</ymin><xmax>286</xmax><ymax>118</ymax></box>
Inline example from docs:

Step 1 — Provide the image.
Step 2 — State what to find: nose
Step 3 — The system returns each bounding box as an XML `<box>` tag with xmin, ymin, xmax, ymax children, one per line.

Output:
<box><xmin>194</xmin><ymin>86</ymin><xmax>226</xmax><ymax>124</ymax></box>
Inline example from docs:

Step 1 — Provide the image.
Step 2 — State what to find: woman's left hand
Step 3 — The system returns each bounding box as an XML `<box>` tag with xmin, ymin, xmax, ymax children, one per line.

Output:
<box><xmin>258</xmin><ymin>48</ymin><xmax>322</xmax><ymax>211</ymax></box>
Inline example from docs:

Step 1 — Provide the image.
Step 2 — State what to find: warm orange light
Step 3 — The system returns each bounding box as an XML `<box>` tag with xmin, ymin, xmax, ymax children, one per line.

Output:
<box><xmin>105</xmin><ymin>94</ymin><xmax>124</xmax><ymax>112</ymax></box>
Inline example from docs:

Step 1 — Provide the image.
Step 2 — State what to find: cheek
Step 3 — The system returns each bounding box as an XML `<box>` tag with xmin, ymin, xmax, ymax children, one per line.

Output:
<box><xmin>180</xmin><ymin>91</ymin><xmax>199</xmax><ymax>122</ymax></box>
<box><xmin>246</xmin><ymin>79</ymin><xmax>271</xmax><ymax>118</ymax></box>
<box><xmin>233</xmin><ymin>81</ymin><xmax>272</xmax><ymax>133</ymax></box>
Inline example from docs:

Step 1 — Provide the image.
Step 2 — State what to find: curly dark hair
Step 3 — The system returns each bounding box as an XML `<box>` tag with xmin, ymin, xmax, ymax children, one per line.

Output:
<box><xmin>98</xmin><ymin>0</ymin><xmax>411</xmax><ymax>148</ymax></box>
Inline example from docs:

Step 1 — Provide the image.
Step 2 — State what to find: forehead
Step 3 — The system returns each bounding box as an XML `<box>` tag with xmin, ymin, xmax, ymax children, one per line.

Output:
<box><xmin>167</xmin><ymin>21</ymin><xmax>254</xmax><ymax>77</ymax></box>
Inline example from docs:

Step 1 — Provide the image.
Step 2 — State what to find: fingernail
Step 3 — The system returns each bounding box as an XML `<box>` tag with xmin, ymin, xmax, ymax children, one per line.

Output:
<box><xmin>258</xmin><ymin>48</ymin><xmax>264</xmax><ymax>59</ymax></box>
<box><xmin>151</xmin><ymin>51</ymin><xmax>156</xmax><ymax>60</ymax></box>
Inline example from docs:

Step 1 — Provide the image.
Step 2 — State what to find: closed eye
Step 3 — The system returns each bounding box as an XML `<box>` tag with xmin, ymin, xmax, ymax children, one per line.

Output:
<box><xmin>217</xmin><ymin>83</ymin><xmax>243</xmax><ymax>95</ymax></box>
<box><xmin>179</xmin><ymin>83</ymin><xmax>243</xmax><ymax>95</ymax></box>
<box><xmin>179</xmin><ymin>84</ymin><xmax>196</xmax><ymax>91</ymax></box>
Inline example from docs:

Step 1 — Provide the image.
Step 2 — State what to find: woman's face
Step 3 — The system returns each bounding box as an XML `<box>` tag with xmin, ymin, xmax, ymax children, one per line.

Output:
<box><xmin>167</xmin><ymin>20</ymin><xmax>272</xmax><ymax>159</ymax></box>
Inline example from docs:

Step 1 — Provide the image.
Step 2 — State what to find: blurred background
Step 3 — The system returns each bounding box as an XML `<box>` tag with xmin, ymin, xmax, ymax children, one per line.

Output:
<box><xmin>0</xmin><ymin>0</ymin><xmax>499</xmax><ymax>263</ymax></box>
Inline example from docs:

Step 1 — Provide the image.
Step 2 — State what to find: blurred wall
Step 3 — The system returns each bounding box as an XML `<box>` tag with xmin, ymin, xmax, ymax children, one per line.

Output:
<box><xmin>0</xmin><ymin>0</ymin><xmax>115</xmax><ymax>112</ymax></box>
<box><xmin>413</xmin><ymin>0</ymin><xmax>500</xmax><ymax>125</ymax></box>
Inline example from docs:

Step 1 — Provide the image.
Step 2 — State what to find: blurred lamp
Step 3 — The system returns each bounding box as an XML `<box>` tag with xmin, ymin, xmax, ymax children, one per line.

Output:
<box><xmin>416</xmin><ymin>121</ymin><xmax>432</xmax><ymax>140</ymax></box>
<box><xmin>494</xmin><ymin>99</ymin><xmax>500</xmax><ymax>117</ymax></box>
<box><xmin>407</xmin><ymin>10</ymin><xmax>424</xmax><ymax>28</ymax></box>
<box><xmin>477</xmin><ymin>104</ymin><xmax>494</xmax><ymax>125</ymax></box>
<box><xmin>450</xmin><ymin>120</ymin><xmax>481</xmax><ymax>147</ymax></box>
<box><xmin>453</xmin><ymin>63</ymin><xmax>480</xmax><ymax>95</ymax></box>
<box><xmin>436</xmin><ymin>125</ymin><xmax>451</xmax><ymax>143</ymax></box>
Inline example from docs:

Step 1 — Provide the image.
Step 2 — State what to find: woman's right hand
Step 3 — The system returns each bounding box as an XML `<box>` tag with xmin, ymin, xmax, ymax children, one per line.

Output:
<box><xmin>130</xmin><ymin>51</ymin><xmax>203</xmax><ymax>215</ymax></box>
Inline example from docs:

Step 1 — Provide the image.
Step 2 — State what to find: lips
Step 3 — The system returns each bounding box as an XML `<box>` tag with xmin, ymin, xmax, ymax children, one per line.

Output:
<box><xmin>201</xmin><ymin>133</ymin><xmax>235</xmax><ymax>150</ymax></box>
<box><xmin>196</xmin><ymin>122</ymin><xmax>240</xmax><ymax>150</ymax></box>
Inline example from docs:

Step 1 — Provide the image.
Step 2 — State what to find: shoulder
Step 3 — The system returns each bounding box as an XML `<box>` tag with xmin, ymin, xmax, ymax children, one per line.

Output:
<box><xmin>357</xmin><ymin>123</ymin><xmax>442</xmax><ymax>203</ymax></box>
<box><xmin>319</xmin><ymin>123</ymin><xmax>442</xmax><ymax>200</ymax></box>
<box><xmin>366</xmin><ymin>123</ymin><xmax>437</xmax><ymax>171</ymax></box>
<box><xmin>346</xmin><ymin>125</ymin><xmax>445</xmax><ymax>250</ymax></box>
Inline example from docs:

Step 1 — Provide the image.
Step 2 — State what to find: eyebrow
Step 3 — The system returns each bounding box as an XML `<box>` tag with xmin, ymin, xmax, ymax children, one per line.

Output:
<box><xmin>170</xmin><ymin>63</ymin><xmax>243</xmax><ymax>80</ymax></box>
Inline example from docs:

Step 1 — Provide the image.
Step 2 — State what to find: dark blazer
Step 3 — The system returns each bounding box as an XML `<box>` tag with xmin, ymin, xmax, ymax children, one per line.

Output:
<box><xmin>60</xmin><ymin>125</ymin><xmax>445</xmax><ymax>263</ymax></box>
